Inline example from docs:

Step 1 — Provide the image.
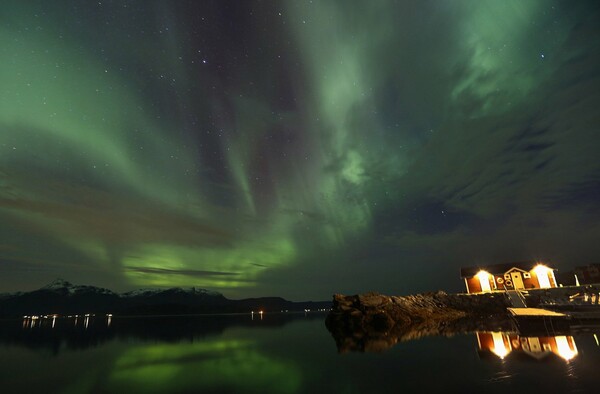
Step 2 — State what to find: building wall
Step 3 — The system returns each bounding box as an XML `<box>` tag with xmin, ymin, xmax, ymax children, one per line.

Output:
<box><xmin>492</xmin><ymin>273</ymin><xmax>533</xmax><ymax>290</ymax></box>
<box><xmin>550</xmin><ymin>273</ymin><xmax>557</xmax><ymax>287</ymax></box>
<box><xmin>522</xmin><ymin>274</ymin><xmax>537</xmax><ymax>289</ymax></box>
<box><xmin>465</xmin><ymin>277</ymin><xmax>482</xmax><ymax>293</ymax></box>
<box><xmin>492</xmin><ymin>275</ymin><xmax>505</xmax><ymax>289</ymax></box>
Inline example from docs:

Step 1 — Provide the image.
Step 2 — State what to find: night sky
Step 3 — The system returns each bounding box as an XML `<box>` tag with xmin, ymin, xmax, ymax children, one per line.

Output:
<box><xmin>1</xmin><ymin>1</ymin><xmax>599</xmax><ymax>299</ymax></box>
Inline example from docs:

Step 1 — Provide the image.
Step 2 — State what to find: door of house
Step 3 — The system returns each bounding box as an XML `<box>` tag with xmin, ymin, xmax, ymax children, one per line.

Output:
<box><xmin>510</xmin><ymin>272</ymin><xmax>525</xmax><ymax>289</ymax></box>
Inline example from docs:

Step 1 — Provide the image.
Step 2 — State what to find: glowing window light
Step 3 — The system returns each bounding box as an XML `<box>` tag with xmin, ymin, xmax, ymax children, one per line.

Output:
<box><xmin>476</xmin><ymin>270</ymin><xmax>492</xmax><ymax>292</ymax></box>
<box><xmin>555</xmin><ymin>336</ymin><xmax>578</xmax><ymax>361</ymax></box>
<box><xmin>491</xmin><ymin>332</ymin><xmax>510</xmax><ymax>359</ymax></box>
<box><xmin>533</xmin><ymin>265</ymin><xmax>552</xmax><ymax>288</ymax></box>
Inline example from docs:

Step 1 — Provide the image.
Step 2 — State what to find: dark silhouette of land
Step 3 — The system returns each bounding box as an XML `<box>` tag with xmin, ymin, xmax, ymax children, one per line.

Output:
<box><xmin>0</xmin><ymin>279</ymin><xmax>331</xmax><ymax>318</ymax></box>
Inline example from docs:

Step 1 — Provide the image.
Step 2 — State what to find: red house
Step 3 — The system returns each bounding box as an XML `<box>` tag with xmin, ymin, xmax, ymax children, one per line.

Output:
<box><xmin>460</xmin><ymin>261</ymin><xmax>558</xmax><ymax>294</ymax></box>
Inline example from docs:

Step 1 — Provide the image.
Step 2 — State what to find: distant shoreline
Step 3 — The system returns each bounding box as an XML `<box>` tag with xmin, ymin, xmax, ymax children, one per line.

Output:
<box><xmin>0</xmin><ymin>279</ymin><xmax>331</xmax><ymax>318</ymax></box>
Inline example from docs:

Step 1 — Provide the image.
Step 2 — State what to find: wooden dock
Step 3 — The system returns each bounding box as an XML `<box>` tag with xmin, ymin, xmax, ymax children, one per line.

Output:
<box><xmin>507</xmin><ymin>308</ymin><xmax>567</xmax><ymax>317</ymax></box>
<box><xmin>508</xmin><ymin>307</ymin><xmax>571</xmax><ymax>335</ymax></box>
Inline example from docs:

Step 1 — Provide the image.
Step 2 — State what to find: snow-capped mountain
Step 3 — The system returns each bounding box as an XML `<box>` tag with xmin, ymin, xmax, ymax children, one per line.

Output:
<box><xmin>0</xmin><ymin>279</ymin><xmax>330</xmax><ymax>317</ymax></box>
<box><xmin>39</xmin><ymin>280</ymin><xmax>223</xmax><ymax>299</ymax></box>
<box><xmin>41</xmin><ymin>279</ymin><xmax>116</xmax><ymax>296</ymax></box>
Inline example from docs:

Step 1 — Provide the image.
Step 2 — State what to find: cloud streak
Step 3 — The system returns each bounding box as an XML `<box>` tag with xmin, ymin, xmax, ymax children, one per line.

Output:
<box><xmin>124</xmin><ymin>267</ymin><xmax>240</xmax><ymax>277</ymax></box>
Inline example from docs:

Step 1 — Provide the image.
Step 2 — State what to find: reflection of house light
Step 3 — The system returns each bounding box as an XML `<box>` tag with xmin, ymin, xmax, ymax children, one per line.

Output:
<box><xmin>476</xmin><ymin>271</ymin><xmax>492</xmax><ymax>292</ymax></box>
<box><xmin>533</xmin><ymin>265</ymin><xmax>552</xmax><ymax>288</ymax></box>
<box><xmin>555</xmin><ymin>336</ymin><xmax>578</xmax><ymax>361</ymax></box>
<box><xmin>491</xmin><ymin>332</ymin><xmax>510</xmax><ymax>359</ymax></box>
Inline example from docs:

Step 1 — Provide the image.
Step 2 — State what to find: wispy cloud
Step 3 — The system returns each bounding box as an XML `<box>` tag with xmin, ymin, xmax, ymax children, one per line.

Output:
<box><xmin>125</xmin><ymin>266</ymin><xmax>240</xmax><ymax>277</ymax></box>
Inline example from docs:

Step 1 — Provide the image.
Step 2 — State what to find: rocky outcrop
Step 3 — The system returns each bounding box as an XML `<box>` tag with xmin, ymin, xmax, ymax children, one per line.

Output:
<box><xmin>326</xmin><ymin>291</ymin><xmax>511</xmax><ymax>353</ymax></box>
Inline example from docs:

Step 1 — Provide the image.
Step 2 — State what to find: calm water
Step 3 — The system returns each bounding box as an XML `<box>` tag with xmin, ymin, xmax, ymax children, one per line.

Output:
<box><xmin>1</xmin><ymin>314</ymin><xmax>599</xmax><ymax>393</ymax></box>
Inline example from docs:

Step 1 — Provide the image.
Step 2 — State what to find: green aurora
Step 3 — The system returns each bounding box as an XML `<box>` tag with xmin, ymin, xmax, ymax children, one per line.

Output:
<box><xmin>1</xmin><ymin>1</ymin><xmax>599</xmax><ymax>298</ymax></box>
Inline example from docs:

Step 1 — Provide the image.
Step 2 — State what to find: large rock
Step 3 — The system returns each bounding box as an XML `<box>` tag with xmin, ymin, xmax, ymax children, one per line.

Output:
<box><xmin>326</xmin><ymin>291</ymin><xmax>510</xmax><ymax>353</ymax></box>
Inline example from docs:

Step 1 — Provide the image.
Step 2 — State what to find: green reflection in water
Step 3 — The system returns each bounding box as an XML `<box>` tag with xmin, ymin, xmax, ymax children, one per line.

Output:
<box><xmin>107</xmin><ymin>339</ymin><xmax>302</xmax><ymax>393</ymax></box>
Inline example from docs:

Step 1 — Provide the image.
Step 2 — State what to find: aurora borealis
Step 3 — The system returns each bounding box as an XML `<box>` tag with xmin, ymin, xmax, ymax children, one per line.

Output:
<box><xmin>1</xmin><ymin>0</ymin><xmax>599</xmax><ymax>299</ymax></box>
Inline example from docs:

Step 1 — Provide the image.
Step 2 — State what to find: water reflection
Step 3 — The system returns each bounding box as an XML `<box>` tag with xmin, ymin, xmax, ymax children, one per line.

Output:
<box><xmin>2</xmin><ymin>314</ymin><xmax>600</xmax><ymax>393</ymax></box>
<box><xmin>327</xmin><ymin>313</ymin><xmax>516</xmax><ymax>352</ymax></box>
<box><xmin>1</xmin><ymin>313</ymin><xmax>325</xmax><ymax>393</ymax></box>
<box><xmin>22</xmin><ymin>315</ymin><xmax>60</xmax><ymax>330</ymax></box>
<box><xmin>0</xmin><ymin>313</ymin><xmax>327</xmax><ymax>355</ymax></box>
<box><xmin>108</xmin><ymin>340</ymin><xmax>301</xmax><ymax>393</ymax></box>
<box><xmin>476</xmin><ymin>332</ymin><xmax>578</xmax><ymax>361</ymax></box>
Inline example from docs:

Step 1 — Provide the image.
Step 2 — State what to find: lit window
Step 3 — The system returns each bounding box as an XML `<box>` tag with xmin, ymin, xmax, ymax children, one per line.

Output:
<box><xmin>476</xmin><ymin>270</ymin><xmax>492</xmax><ymax>292</ymax></box>
<box><xmin>533</xmin><ymin>265</ymin><xmax>552</xmax><ymax>288</ymax></box>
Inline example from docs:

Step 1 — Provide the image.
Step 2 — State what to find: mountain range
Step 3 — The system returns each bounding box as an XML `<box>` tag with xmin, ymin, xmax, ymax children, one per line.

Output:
<box><xmin>0</xmin><ymin>279</ymin><xmax>331</xmax><ymax>317</ymax></box>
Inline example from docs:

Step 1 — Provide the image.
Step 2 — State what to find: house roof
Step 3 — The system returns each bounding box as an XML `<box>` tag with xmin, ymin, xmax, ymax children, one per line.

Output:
<box><xmin>460</xmin><ymin>261</ymin><xmax>556</xmax><ymax>278</ymax></box>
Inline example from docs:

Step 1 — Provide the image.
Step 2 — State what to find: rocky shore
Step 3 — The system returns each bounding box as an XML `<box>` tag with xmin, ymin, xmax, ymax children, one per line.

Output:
<box><xmin>326</xmin><ymin>291</ymin><xmax>512</xmax><ymax>352</ymax></box>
